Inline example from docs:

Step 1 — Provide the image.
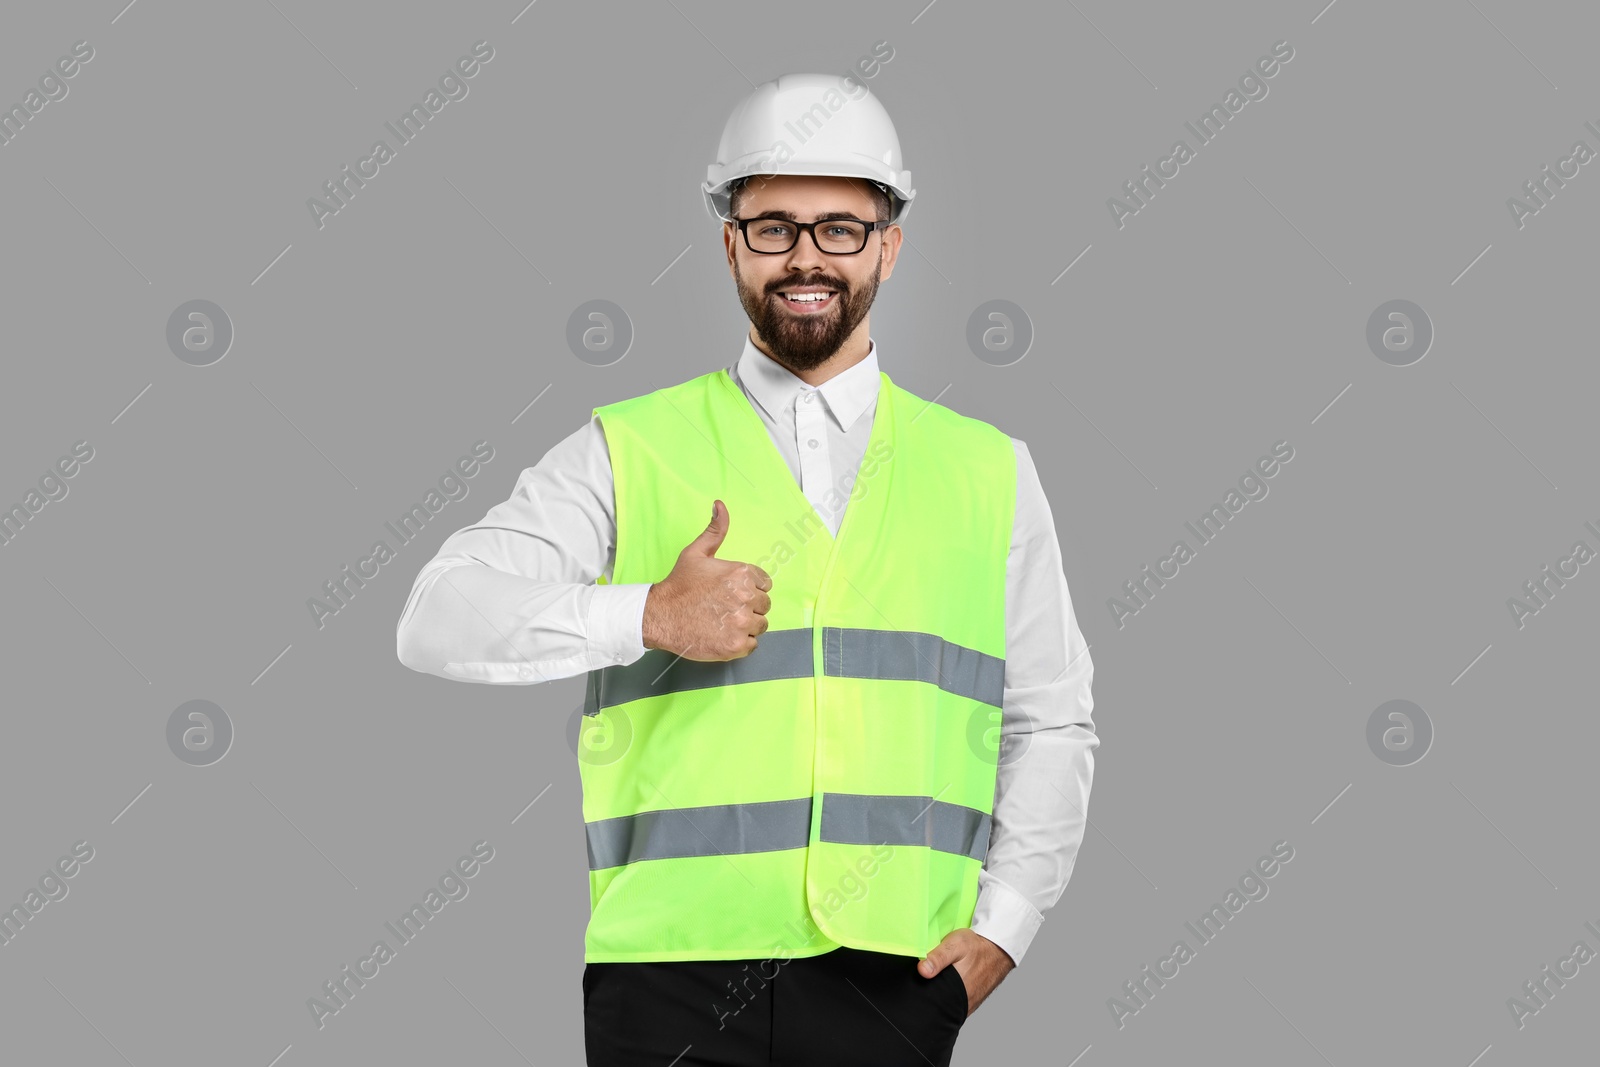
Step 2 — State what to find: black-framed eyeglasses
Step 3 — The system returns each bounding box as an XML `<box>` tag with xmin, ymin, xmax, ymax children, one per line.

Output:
<box><xmin>733</xmin><ymin>216</ymin><xmax>888</xmax><ymax>255</ymax></box>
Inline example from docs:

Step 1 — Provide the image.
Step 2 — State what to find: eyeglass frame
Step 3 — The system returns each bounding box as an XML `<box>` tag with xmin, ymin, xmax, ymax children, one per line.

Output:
<box><xmin>731</xmin><ymin>214</ymin><xmax>890</xmax><ymax>255</ymax></box>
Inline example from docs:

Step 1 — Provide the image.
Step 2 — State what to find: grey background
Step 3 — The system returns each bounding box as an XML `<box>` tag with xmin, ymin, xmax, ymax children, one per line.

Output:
<box><xmin>2</xmin><ymin>1</ymin><xmax>1595</xmax><ymax>1064</ymax></box>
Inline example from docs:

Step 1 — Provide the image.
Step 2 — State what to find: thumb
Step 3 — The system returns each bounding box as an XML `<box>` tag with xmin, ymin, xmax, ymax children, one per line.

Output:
<box><xmin>686</xmin><ymin>498</ymin><xmax>729</xmax><ymax>557</ymax></box>
<box><xmin>919</xmin><ymin>932</ymin><xmax>961</xmax><ymax>976</ymax></box>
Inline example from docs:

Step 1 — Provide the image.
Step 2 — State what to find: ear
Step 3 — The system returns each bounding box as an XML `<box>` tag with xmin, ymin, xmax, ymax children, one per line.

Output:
<box><xmin>723</xmin><ymin>221</ymin><xmax>738</xmax><ymax>277</ymax></box>
<box><xmin>878</xmin><ymin>222</ymin><xmax>905</xmax><ymax>283</ymax></box>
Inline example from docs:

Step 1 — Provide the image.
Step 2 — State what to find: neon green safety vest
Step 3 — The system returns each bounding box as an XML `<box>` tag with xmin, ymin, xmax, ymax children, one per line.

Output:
<box><xmin>579</xmin><ymin>365</ymin><xmax>1016</xmax><ymax>963</ymax></box>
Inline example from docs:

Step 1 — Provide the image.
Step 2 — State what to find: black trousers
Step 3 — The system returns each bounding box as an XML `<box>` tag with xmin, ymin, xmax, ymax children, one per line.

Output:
<box><xmin>584</xmin><ymin>945</ymin><xmax>969</xmax><ymax>1066</ymax></box>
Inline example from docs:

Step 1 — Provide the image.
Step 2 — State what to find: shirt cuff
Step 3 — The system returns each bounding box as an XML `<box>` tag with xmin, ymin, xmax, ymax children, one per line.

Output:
<box><xmin>971</xmin><ymin>869</ymin><xmax>1045</xmax><ymax>967</ymax></box>
<box><xmin>586</xmin><ymin>582</ymin><xmax>652</xmax><ymax>666</ymax></box>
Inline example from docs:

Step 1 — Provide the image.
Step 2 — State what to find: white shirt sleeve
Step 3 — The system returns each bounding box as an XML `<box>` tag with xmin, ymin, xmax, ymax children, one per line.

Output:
<box><xmin>969</xmin><ymin>438</ymin><xmax>1099</xmax><ymax>967</ymax></box>
<box><xmin>394</xmin><ymin>416</ymin><xmax>653</xmax><ymax>684</ymax></box>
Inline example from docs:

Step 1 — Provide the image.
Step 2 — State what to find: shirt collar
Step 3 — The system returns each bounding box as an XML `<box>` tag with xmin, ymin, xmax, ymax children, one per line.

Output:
<box><xmin>734</xmin><ymin>335</ymin><xmax>881</xmax><ymax>432</ymax></box>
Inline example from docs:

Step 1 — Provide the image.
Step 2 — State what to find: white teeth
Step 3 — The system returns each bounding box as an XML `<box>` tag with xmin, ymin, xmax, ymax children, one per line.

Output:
<box><xmin>785</xmin><ymin>292</ymin><xmax>831</xmax><ymax>302</ymax></box>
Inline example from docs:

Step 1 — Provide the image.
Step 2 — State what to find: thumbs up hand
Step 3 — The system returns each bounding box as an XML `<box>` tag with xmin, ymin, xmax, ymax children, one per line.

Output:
<box><xmin>641</xmin><ymin>499</ymin><xmax>773</xmax><ymax>661</ymax></box>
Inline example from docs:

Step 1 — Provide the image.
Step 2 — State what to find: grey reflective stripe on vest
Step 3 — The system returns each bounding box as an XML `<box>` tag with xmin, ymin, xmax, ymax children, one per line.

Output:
<box><xmin>587</xmin><ymin>797</ymin><xmax>813</xmax><ymax>870</ymax></box>
<box><xmin>584</xmin><ymin>628</ymin><xmax>815</xmax><ymax>715</ymax></box>
<box><xmin>586</xmin><ymin>793</ymin><xmax>991</xmax><ymax>869</ymax></box>
<box><xmin>819</xmin><ymin>793</ymin><xmax>993</xmax><ymax>863</ymax></box>
<box><xmin>585</xmin><ymin>626</ymin><xmax>1004</xmax><ymax>714</ymax></box>
<box><xmin>822</xmin><ymin>627</ymin><xmax>1005</xmax><ymax>709</ymax></box>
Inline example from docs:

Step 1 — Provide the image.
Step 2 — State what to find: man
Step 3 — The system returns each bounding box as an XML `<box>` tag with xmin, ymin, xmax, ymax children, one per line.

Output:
<box><xmin>396</xmin><ymin>73</ymin><xmax>1097</xmax><ymax>1066</ymax></box>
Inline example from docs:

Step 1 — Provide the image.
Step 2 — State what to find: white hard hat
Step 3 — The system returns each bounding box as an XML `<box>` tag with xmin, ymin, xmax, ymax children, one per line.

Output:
<box><xmin>702</xmin><ymin>72</ymin><xmax>916</xmax><ymax>226</ymax></box>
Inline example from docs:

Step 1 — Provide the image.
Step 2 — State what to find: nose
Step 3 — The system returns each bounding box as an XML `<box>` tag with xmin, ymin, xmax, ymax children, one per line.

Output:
<box><xmin>785</xmin><ymin>225</ymin><xmax>828</xmax><ymax>269</ymax></box>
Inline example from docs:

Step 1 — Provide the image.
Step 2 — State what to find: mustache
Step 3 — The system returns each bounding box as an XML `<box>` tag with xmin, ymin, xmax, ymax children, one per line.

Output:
<box><xmin>766</xmin><ymin>279</ymin><xmax>847</xmax><ymax>295</ymax></box>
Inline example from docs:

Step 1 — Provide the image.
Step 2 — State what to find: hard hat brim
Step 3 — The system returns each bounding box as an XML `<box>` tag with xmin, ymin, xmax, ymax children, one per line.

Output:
<box><xmin>703</xmin><ymin>158</ymin><xmax>914</xmax><ymax>225</ymax></box>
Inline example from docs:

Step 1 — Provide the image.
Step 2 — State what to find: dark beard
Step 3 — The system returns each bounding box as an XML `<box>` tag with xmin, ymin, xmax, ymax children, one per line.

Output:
<box><xmin>735</xmin><ymin>254</ymin><xmax>881</xmax><ymax>373</ymax></box>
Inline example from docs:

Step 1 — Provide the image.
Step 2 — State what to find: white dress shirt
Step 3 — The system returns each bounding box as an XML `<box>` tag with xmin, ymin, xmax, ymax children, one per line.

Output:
<box><xmin>396</xmin><ymin>336</ymin><xmax>1098</xmax><ymax>966</ymax></box>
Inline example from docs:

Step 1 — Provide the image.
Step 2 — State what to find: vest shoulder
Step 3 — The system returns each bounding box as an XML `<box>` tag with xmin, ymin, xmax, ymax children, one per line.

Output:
<box><xmin>593</xmin><ymin>370</ymin><xmax>726</xmax><ymax>419</ymax></box>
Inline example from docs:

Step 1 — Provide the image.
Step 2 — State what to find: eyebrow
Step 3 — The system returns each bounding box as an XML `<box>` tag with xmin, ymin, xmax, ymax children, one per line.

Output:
<box><xmin>745</xmin><ymin>209</ymin><xmax>866</xmax><ymax>222</ymax></box>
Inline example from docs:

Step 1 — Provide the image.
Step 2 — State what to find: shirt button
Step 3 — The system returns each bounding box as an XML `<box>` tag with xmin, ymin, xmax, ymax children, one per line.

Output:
<box><xmin>803</xmin><ymin>392</ymin><xmax>815</xmax><ymax>403</ymax></box>
<box><xmin>808</xmin><ymin>438</ymin><xmax>819</xmax><ymax>449</ymax></box>
<box><xmin>518</xmin><ymin>665</ymin><xmax>533</xmax><ymax>680</ymax></box>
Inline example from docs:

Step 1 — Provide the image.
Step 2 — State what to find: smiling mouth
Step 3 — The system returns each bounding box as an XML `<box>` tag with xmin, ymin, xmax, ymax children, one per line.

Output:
<box><xmin>774</xmin><ymin>290</ymin><xmax>839</xmax><ymax>313</ymax></box>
